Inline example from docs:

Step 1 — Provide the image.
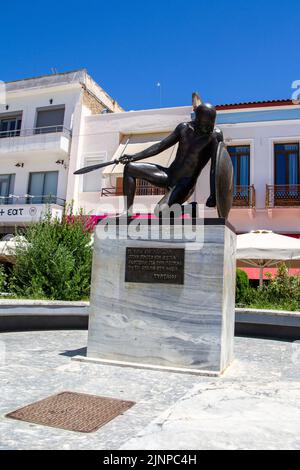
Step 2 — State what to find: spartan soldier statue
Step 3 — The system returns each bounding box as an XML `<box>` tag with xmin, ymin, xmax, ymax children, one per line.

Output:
<box><xmin>74</xmin><ymin>93</ymin><xmax>233</xmax><ymax>219</ymax></box>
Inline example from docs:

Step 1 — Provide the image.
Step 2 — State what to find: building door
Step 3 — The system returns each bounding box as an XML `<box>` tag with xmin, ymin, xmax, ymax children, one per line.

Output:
<box><xmin>227</xmin><ymin>146</ymin><xmax>250</xmax><ymax>206</ymax></box>
<box><xmin>116</xmin><ymin>177</ymin><xmax>123</xmax><ymax>196</ymax></box>
<box><xmin>28</xmin><ymin>172</ymin><xmax>58</xmax><ymax>204</ymax></box>
<box><xmin>274</xmin><ymin>143</ymin><xmax>300</xmax><ymax>205</ymax></box>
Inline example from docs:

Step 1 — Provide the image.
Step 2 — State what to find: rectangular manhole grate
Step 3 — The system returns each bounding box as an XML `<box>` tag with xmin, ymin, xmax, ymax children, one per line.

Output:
<box><xmin>6</xmin><ymin>392</ymin><xmax>135</xmax><ymax>433</ymax></box>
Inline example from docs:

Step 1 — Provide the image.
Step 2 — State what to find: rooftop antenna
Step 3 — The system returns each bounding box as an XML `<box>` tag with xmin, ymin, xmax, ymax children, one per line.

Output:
<box><xmin>156</xmin><ymin>82</ymin><xmax>162</xmax><ymax>108</ymax></box>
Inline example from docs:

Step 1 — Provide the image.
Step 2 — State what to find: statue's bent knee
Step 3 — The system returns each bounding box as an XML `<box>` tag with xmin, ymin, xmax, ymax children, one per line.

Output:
<box><xmin>123</xmin><ymin>162</ymin><xmax>133</xmax><ymax>174</ymax></box>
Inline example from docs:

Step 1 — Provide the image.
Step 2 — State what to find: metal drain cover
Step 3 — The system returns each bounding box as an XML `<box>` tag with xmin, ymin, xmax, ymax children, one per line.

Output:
<box><xmin>6</xmin><ymin>392</ymin><xmax>135</xmax><ymax>433</ymax></box>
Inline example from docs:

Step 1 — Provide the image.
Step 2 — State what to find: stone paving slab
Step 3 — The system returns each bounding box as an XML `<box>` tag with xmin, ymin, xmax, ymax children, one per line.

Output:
<box><xmin>0</xmin><ymin>330</ymin><xmax>299</xmax><ymax>450</ymax></box>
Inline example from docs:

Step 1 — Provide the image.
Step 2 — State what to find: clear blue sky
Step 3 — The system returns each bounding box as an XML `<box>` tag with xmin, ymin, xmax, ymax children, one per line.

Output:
<box><xmin>1</xmin><ymin>0</ymin><xmax>298</xmax><ymax>110</ymax></box>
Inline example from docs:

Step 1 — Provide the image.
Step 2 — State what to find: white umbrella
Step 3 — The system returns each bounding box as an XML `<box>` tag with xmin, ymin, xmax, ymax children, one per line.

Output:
<box><xmin>237</xmin><ymin>230</ymin><xmax>300</xmax><ymax>288</ymax></box>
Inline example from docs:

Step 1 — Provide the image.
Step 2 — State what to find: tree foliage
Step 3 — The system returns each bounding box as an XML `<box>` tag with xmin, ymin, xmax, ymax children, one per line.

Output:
<box><xmin>236</xmin><ymin>264</ymin><xmax>300</xmax><ymax>311</ymax></box>
<box><xmin>0</xmin><ymin>265</ymin><xmax>7</xmax><ymax>293</ymax></box>
<box><xmin>10</xmin><ymin>210</ymin><xmax>93</xmax><ymax>301</ymax></box>
<box><xmin>236</xmin><ymin>269</ymin><xmax>250</xmax><ymax>304</ymax></box>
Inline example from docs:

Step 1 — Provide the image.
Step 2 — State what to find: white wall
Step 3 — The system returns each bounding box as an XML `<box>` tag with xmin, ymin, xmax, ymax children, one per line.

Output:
<box><xmin>66</xmin><ymin>102</ymin><xmax>93</xmax><ymax>203</ymax></box>
<box><xmin>71</xmin><ymin>107</ymin><xmax>192</xmax><ymax>210</ymax></box>
<box><xmin>0</xmin><ymin>84</ymin><xmax>83</xmax><ymax>204</ymax></box>
<box><xmin>72</xmin><ymin>106</ymin><xmax>300</xmax><ymax>234</ymax></box>
<box><xmin>0</xmin><ymin>84</ymin><xmax>82</xmax><ymax>132</ymax></box>
<box><xmin>0</xmin><ymin>153</ymin><xmax>68</xmax><ymax>201</ymax></box>
<box><xmin>218</xmin><ymin>119</ymin><xmax>300</xmax><ymax>209</ymax></box>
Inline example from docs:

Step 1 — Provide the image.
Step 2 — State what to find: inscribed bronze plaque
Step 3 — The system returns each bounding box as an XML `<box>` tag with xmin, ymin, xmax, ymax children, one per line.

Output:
<box><xmin>125</xmin><ymin>247</ymin><xmax>185</xmax><ymax>285</ymax></box>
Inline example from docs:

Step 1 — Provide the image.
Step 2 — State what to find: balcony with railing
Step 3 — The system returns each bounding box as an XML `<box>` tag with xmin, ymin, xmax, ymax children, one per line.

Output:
<box><xmin>0</xmin><ymin>126</ymin><xmax>71</xmax><ymax>156</ymax></box>
<box><xmin>101</xmin><ymin>182</ymin><xmax>257</xmax><ymax>208</ymax></box>
<box><xmin>101</xmin><ymin>179</ymin><xmax>166</xmax><ymax>197</ymax></box>
<box><xmin>135</xmin><ymin>180</ymin><xmax>166</xmax><ymax>196</ymax></box>
<box><xmin>0</xmin><ymin>195</ymin><xmax>65</xmax><ymax>207</ymax></box>
<box><xmin>101</xmin><ymin>187</ymin><xmax>117</xmax><ymax>197</ymax></box>
<box><xmin>232</xmin><ymin>185</ymin><xmax>256</xmax><ymax>208</ymax></box>
<box><xmin>101</xmin><ymin>182</ymin><xmax>257</xmax><ymax>209</ymax></box>
<box><xmin>266</xmin><ymin>185</ymin><xmax>300</xmax><ymax>208</ymax></box>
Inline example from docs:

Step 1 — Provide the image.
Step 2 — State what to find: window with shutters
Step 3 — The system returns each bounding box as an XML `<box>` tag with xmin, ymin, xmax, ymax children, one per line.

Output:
<box><xmin>83</xmin><ymin>153</ymin><xmax>107</xmax><ymax>192</ymax></box>
<box><xmin>35</xmin><ymin>106</ymin><xmax>65</xmax><ymax>134</ymax></box>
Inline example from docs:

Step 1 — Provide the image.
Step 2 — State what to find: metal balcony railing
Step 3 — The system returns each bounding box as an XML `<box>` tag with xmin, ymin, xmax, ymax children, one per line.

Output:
<box><xmin>0</xmin><ymin>126</ymin><xmax>71</xmax><ymax>139</ymax></box>
<box><xmin>136</xmin><ymin>180</ymin><xmax>166</xmax><ymax>196</ymax></box>
<box><xmin>101</xmin><ymin>181</ymin><xmax>166</xmax><ymax>197</ymax></box>
<box><xmin>266</xmin><ymin>185</ymin><xmax>300</xmax><ymax>208</ymax></box>
<box><xmin>0</xmin><ymin>195</ymin><xmax>66</xmax><ymax>206</ymax></box>
<box><xmin>101</xmin><ymin>187</ymin><xmax>117</xmax><ymax>197</ymax></box>
<box><xmin>232</xmin><ymin>185</ymin><xmax>256</xmax><ymax>208</ymax></box>
<box><xmin>101</xmin><ymin>184</ymin><xmax>257</xmax><ymax>206</ymax></box>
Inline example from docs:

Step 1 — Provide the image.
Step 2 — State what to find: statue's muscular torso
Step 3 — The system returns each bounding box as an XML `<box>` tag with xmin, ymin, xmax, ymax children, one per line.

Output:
<box><xmin>167</xmin><ymin>122</ymin><xmax>224</xmax><ymax>187</ymax></box>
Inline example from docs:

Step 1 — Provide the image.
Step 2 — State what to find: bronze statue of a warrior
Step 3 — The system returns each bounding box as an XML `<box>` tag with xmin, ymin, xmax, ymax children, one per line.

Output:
<box><xmin>74</xmin><ymin>100</ymin><xmax>234</xmax><ymax>219</ymax></box>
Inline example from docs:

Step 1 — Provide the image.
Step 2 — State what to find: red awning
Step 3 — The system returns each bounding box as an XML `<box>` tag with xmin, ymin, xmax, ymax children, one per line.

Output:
<box><xmin>241</xmin><ymin>267</ymin><xmax>300</xmax><ymax>280</ymax></box>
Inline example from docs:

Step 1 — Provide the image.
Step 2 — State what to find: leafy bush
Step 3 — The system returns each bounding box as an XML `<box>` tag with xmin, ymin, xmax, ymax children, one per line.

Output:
<box><xmin>264</xmin><ymin>264</ymin><xmax>300</xmax><ymax>303</ymax></box>
<box><xmin>236</xmin><ymin>269</ymin><xmax>250</xmax><ymax>304</ymax></box>
<box><xmin>0</xmin><ymin>265</ymin><xmax>7</xmax><ymax>293</ymax></box>
<box><xmin>10</xmin><ymin>209</ymin><xmax>93</xmax><ymax>301</ymax></box>
<box><xmin>237</xmin><ymin>264</ymin><xmax>300</xmax><ymax>311</ymax></box>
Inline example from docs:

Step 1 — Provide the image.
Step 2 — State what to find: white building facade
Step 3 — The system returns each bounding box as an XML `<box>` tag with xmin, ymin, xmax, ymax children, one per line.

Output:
<box><xmin>0</xmin><ymin>69</ymin><xmax>123</xmax><ymax>235</ymax></box>
<box><xmin>1</xmin><ymin>70</ymin><xmax>300</xmax><ymax>249</ymax></box>
<box><xmin>71</xmin><ymin>100</ymin><xmax>300</xmax><ymax>238</ymax></box>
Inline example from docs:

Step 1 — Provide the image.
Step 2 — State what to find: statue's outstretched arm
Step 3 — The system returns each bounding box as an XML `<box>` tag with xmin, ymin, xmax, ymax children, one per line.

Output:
<box><xmin>120</xmin><ymin>124</ymin><xmax>182</xmax><ymax>163</ymax></box>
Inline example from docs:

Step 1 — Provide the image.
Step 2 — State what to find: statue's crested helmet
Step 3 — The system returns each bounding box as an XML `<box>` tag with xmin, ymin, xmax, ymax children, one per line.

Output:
<box><xmin>194</xmin><ymin>103</ymin><xmax>217</xmax><ymax>125</ymax></box>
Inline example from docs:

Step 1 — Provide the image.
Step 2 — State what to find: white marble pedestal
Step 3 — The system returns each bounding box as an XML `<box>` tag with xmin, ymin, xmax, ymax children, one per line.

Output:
<box><xmin>86</xmin><ymin>219</ymin><xmax>236</xmax><ymax>376</ymax></box>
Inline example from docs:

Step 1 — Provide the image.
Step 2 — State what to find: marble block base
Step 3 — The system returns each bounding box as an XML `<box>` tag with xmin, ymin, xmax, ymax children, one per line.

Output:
<box><xmin>87</xmin><ymin>221</ymin><xmax>237</xmax><ymax>375</ymax></box>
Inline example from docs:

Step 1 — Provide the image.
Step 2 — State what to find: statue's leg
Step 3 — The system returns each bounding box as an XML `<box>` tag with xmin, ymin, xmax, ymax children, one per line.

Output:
<box><xmin>123</xmin><ymin>163</ymin><xmax>169</xmax><ymax>214</ymax></box>
<box><xmin>154</xmin><ymin>177</ymin><xmax>196</xmax><ymax>216</ymax></box>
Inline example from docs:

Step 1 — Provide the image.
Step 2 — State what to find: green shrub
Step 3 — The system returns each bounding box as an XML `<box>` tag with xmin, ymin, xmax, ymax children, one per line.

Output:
<box><xmin>10</xmin><ymin>209</ymin><xmax>93</xmax><ymax>301</ymax></box>
<box><xmin>264</xmin><ymin>263</ymin><xmax>300</xmax><ymax>304</ymax></box>
<box><xmin>236</xmin><ymin>269</ymin><xmax>250</xmax><ymax>305</ymax></box>
<box><xmin>237</xmin><ymin>263</ymin><xmax>300</xmax><ymax>311</ymax></box>
<box><xmin>0</xmin><ymin>265</ymin><xmax>7</xmax><ymax>293</ymax></box>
